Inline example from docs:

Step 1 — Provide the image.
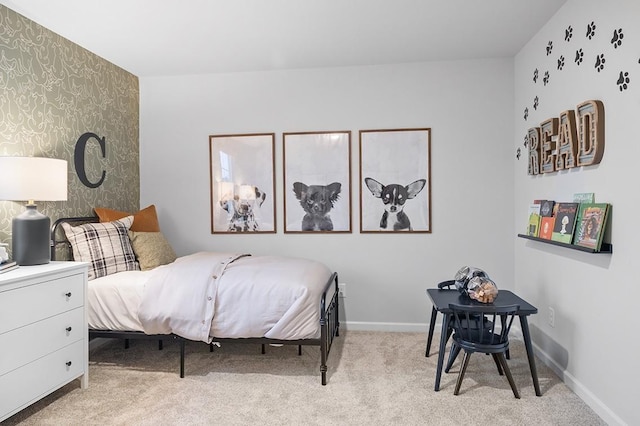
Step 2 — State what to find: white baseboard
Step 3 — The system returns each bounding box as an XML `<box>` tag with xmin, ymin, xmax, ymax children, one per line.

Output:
<box><xmin>531</xmin><ymin>342</ymin><xmax>625</xmax><ymax>426</ymax></box>
<box><xmin>341</xmin><ymin>320</ymin><xmax>623</xmax><ymax>426</ymax></box>
<box><xmin>341</xmin><ymin>321</ymin><xmax>428</xmax><ymax>333</ymax></box>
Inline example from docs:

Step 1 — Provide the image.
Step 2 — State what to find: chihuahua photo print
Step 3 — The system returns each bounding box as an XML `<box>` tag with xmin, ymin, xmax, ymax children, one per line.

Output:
<box><xmin>283</xmin><ymin>131</ymin><xmax>352</xmax><ymax>233</ymax></box>
<box><xmin>359</xmin><ymin>128</ymin><xmax>431</xmax><ymax>233</ymax></box>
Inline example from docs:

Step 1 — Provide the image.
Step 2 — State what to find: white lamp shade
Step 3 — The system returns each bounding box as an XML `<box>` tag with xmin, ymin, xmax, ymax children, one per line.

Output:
<box><xmin>238</xmin><ymin>185</ymin><xmax>255</xmax><ymax>200</ymax></box>
<box><xmin>219</xmin><ymin>181</ymin><xmax>235</xmax><ymax>199</ymax></box>
<box><xmin>0</xmin><ymin>157</ymin><xmax>68</xmax><ymax>201</ymax></box>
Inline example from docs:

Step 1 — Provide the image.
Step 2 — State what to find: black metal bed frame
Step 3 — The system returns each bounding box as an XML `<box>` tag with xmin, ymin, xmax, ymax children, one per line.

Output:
<box><xmin>51</xmin><ymin>216</ymin><xmax>340</xmax><ymax>385</ymax></box>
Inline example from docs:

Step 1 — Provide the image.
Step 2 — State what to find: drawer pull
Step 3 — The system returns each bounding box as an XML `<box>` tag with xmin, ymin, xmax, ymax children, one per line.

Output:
<box><xmin>66</xmin><ymin>361</ymin><xmax>72</xmax><ymax>367</ymax></box>
<box><xmin>66</xmin><ymin>326</ymin><xmax>72</xmax><ymax>332</ymax></box>
<box><xmin>65</xmin><ymin>292</ymin><xmax>72</xmax><ymax>298</ymax></box>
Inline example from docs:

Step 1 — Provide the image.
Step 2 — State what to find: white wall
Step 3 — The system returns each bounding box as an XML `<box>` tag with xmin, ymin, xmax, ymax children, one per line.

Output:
<box><xmin>514</xmin><ymin>1</ymin><xmax>639</xmax><ymax>425</ymax></box>
<box><xmin>139</xmin><ymin>59</ymin><xmax>515</xmax><ymax>328</ymax></box>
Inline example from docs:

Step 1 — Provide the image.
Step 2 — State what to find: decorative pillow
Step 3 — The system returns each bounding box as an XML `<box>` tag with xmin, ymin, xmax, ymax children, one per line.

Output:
<box><xmin>61</xmin><ymin>216</ymin><xmax>140</xmax><ymax>280</ymax></box>
<box><xmin>128</xmin><ymin>231</ymin><xmax>177</xmax><ymax>271</ymax></box>
<box><xmin>94</xmin><ymin>205</ymin><xmax>161</xmax><ymax>232</ymax></box>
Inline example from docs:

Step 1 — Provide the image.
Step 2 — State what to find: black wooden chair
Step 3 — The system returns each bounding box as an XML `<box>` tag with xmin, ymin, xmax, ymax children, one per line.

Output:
<box><xmin>448</xmin><ymin>303</ymin><xmax>520</xmax><ymax>398</ymax></box>
<box><xmin>425</xmin><ymin>280</ymin><xmax>456</xmax><ymax>357</ymax></box>
<box><xmin>426</xmin><ymin>280</ymin><xmax>493</xmax><ymax>359</ymax></box>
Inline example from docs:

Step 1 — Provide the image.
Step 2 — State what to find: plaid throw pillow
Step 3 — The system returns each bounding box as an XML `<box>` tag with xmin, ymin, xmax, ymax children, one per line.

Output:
<box><xmin>61</xmin><ymin>216</ymin><xmax>140</xmax><ymax>280</ymax></box>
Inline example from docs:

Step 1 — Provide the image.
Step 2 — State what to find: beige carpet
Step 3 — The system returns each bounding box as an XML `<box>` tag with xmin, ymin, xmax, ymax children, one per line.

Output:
<box><xmin>3</xmin><ymin>331</ymin><xmax>605</xmax><ymax>425</ymax></box>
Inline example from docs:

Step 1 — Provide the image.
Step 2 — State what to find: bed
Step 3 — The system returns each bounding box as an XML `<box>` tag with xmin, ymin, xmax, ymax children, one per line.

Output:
<box><xmin>51</xmin><ymin>214</ymin><xmax>340</xmax><ymax>385</ymax></box>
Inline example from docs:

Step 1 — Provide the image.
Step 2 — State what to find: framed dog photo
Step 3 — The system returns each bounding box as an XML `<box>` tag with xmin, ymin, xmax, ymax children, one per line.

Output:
<box><xmin>209</xmin><ymin>133</ymin><xmax>276</xmax><ymax>233</ymax></box>
<box><xmin>359</xmin><ymin>128</ymin><xmax>431</xmax><ymax>233</ymax></box>
<box><xmin>283</xmin><ymin>131</ymin><xmax>352</xmax><ymax>233</ymax></box>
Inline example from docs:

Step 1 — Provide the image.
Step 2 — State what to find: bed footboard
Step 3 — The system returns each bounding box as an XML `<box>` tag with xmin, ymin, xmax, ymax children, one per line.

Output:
<box><xmin>320</xmin><ymin>272</ymin><xmax>340</xmax><ymax>385</ymax></box>
<box><xmin>210</xmin><ymin>272</ymin><xmax>340</xmax><ymax>385</ymax></box>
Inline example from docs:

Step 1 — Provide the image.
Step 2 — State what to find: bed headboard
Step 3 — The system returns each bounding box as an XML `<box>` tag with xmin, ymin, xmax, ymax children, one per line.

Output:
<box><xmin>50</xmin><ymin>216</ymin><xmax>99</xmax><ymax>261</ymax></box>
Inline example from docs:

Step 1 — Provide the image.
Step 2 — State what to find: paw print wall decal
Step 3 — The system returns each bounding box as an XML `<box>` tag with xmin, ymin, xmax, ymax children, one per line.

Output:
<box><xmin>516</xmin><ymin>147</ymin><xmax>521</xmax><ymax>160</ymax></box>
<box><xmin>526</xmin><ymin>19</ymin><xmax>635</xmax><ymax>116</ymax></box>
<box><xmin>611</xmin><ymin>28</ymin><xmax>624</xmax><ymax>48</ymax></box>
<box><xmin>565</xmin><ymin>25</ymin><xmax>573</xmax><ymax>42</ymax></box>
<box><xmin>595</xmin><ymin>54</ymin><xmax>606</xmax><ymax>72</ymax></box>
<box><xmin>586</xmin><ymin>21</ymin><xmax>596</xmax><ymax>39</ymax></box>
<box><xmin>617</xmin><ymin>71</ymin><xmax>630</xmax><ymax>91</ymax></box>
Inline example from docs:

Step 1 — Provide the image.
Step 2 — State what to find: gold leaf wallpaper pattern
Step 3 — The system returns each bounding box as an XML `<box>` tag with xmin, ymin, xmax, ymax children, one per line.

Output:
<box><xmin>0</xmin><ymin>5</ymin><xmax>139</xmax><ymax>255</ymax></box>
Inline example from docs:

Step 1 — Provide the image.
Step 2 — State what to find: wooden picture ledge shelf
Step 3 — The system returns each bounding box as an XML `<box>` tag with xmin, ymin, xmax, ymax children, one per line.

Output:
<box><xmin>517</xmin><ymin>234</ymin><xmax>613</xmax><ymax>254</ymax></box>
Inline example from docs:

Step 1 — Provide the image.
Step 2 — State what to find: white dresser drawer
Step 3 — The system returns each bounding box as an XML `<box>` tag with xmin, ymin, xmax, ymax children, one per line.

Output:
<box><xmin>0</xmin><ymin>272</ymin><xmax>84</xmax><ymax>334</ymax></box>
<box><xmin>0</xmin><ymin>340</ymin><xmax>84</xmax><ymax>421</ymax></box>
<box><xmin>0</xmin><ymin>307</ymin><xmax>85</xmax><ymax>376</ymax></box>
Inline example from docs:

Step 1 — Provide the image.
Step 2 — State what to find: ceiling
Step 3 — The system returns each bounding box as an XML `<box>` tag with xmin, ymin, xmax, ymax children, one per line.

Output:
<box><xmin>1</xmin><ymin>0</ymin><xmax>567</xmax><ymax>77</ymax></box>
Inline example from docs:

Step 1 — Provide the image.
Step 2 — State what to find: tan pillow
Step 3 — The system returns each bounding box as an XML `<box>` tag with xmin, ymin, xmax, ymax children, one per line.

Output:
<box><xmin>128</xmin><ymin>231</ymin><xmax>177</xmax><ymax>270</ymax></box>
<box><xmin>94</xmin><ymin>205</ymin><xmax>161</xmax><ymax>232</ymax></box>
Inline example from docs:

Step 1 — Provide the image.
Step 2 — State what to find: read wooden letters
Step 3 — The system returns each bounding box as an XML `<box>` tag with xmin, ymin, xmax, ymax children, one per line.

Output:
<box><xmin>528</xmin><ymin>100</ymin><xmax>604</xmax><ymax>175</ymax></box>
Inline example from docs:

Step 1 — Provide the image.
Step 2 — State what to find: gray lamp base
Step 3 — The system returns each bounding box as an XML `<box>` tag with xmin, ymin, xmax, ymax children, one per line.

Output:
<box><xmin>12</xmin><ymin>204</ymin><xmax>51</xmax><ymax>266</ymax></box>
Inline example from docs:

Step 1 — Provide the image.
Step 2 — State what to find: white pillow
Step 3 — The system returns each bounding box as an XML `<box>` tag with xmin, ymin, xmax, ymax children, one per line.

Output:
<box><xmin>62</xmin><ymin>216</ymin><xmax>140</xmax><ymax>280</ymax></box>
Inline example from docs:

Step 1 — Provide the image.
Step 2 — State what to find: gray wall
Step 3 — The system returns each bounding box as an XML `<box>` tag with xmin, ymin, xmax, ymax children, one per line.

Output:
<box><xmin>0</xmin><ymin>5</ymin><xmax>140</xmax><ymax>254</ymax></box>
<box><xmin>514</xmin><ymin>1</ymin><xmax>639</xmax><ymax>425</ymax></box>
<box><xmin>139</xmin><ymin>59</ymin><xmax>515</xmax><ymax>328</ymax></box>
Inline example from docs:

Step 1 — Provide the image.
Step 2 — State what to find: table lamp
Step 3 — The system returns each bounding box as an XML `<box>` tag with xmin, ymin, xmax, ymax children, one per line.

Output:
<box><xmin>238</xmin><ymin>184</ymin><xmax>256</xmax><ymax>201</ymax></box>
<box><xmin>0</xmin><ymin>157</ymin><xmax>68</xmax><ymax>265</ymax></box>
<box><xmin>219</xmin><ymin>181</ymin><xmax>235</xmax><ymax>200</ymax></box>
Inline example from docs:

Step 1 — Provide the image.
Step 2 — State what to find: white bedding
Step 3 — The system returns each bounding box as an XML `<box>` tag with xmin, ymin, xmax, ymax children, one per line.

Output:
<box><xmin>88</xmin><ymin>251</ymin><xmax>333</xmax><ymax>343</ymax></box>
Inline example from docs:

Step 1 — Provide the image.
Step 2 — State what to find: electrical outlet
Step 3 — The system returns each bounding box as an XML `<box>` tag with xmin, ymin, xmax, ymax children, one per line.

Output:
<box><xmin>338</xmin><ymin>283</ymin><xmax>347</xmax><ymax>298</ymax></box>
<box><xmin>548</xmin><ymin>307</ymin><xmax>555</xmax><ymax>327</ymax></box>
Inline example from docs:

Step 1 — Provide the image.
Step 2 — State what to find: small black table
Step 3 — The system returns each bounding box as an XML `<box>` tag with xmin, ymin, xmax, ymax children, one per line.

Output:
<box><xmin>426</xmin><ymin>288</ymin><xmax>541</xmax><ymax>396</ymax></box>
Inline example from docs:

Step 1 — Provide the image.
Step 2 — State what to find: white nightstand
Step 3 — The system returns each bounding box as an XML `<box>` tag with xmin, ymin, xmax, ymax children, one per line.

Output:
<box><xmin>0</xmin><ymin>261</ymin><xmax>89</xmax><ymax>422</ymax></box>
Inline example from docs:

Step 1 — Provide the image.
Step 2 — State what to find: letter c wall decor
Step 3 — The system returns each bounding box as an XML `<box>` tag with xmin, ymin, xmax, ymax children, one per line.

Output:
<box><xmin>74</xmin><ymin>132</ymin><xmax>106</xmax><ymax>188</ymax></box>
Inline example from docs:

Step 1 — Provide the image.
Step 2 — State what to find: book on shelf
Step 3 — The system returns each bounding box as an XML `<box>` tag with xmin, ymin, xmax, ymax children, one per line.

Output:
<box><xmin>573</xmin><ymin>203</ymin><xmax>610</xmax><ymax>251</ymax></box>
<box><xmin>539</xmin><ymin>216</ymin><xmax>555</xmax><ymax>239</ymax></box>
<box><xmin>540</xmin><ymin>200</ymin><xmax>555</xmax><ymax>217</ymax></box>
<box><xmin>0</xmin><ymin>260</ymin><xmax>18</xmax><ymax>274</ymax></box>
<box><xmin>551</xmin><ymin>202</ymin><xmax>579</xmax><ymax>244</ymax></box>
<box><xmin>0</xmin><ymin>259</ymin><xmax>17</xmax><ymax>268</ymax></box>
<box><xmin>573</xmin><ymin>192</ymin><xmax>595</xmax><ymax>203</ymax></box>
<box><xmin>527</xmin><ymin>203</ymin><xmax>541</xmax><ymax>237</ymax></box>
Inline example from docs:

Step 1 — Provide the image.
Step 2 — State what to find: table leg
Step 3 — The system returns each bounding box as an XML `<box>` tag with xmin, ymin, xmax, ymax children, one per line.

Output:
<box><xmin>519</xmin><ymin>315</ymin><xmax>542</xmax><ymax>396</ymax></box>
<box><xmin>434</xmin><ymin>313</ymin><xmax>450</xmax><ymax>391</ymax></box>
<box><xmin>425</xmin><ymin>307</ymin><xmax>437</xmax><ymax>357</ymax></box>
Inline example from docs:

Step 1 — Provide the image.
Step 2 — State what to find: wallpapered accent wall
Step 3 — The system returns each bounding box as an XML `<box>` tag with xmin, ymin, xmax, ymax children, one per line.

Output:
<box><xmin>0</xmin><ymin>5</ymin><xmax>140</xmax><ymax>254</ymax></box>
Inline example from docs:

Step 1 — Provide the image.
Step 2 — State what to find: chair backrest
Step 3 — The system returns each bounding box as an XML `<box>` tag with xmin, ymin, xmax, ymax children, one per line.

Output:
<box><xmin>437</xmin><ymin>280</ymin><xmax>456</xmax><ymax>289</ymax></box>
<box><xmin>449</xmin><ymin>303</ymin><xmax>519</xmax><ymax>347</ymax></box>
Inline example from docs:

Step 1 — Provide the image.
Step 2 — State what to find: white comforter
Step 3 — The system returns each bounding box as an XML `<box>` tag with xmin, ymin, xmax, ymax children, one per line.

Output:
<box><xmin>131</xmin><ymin>252</ymin><xmax>332</xmax><ymax>343</ymax></box>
